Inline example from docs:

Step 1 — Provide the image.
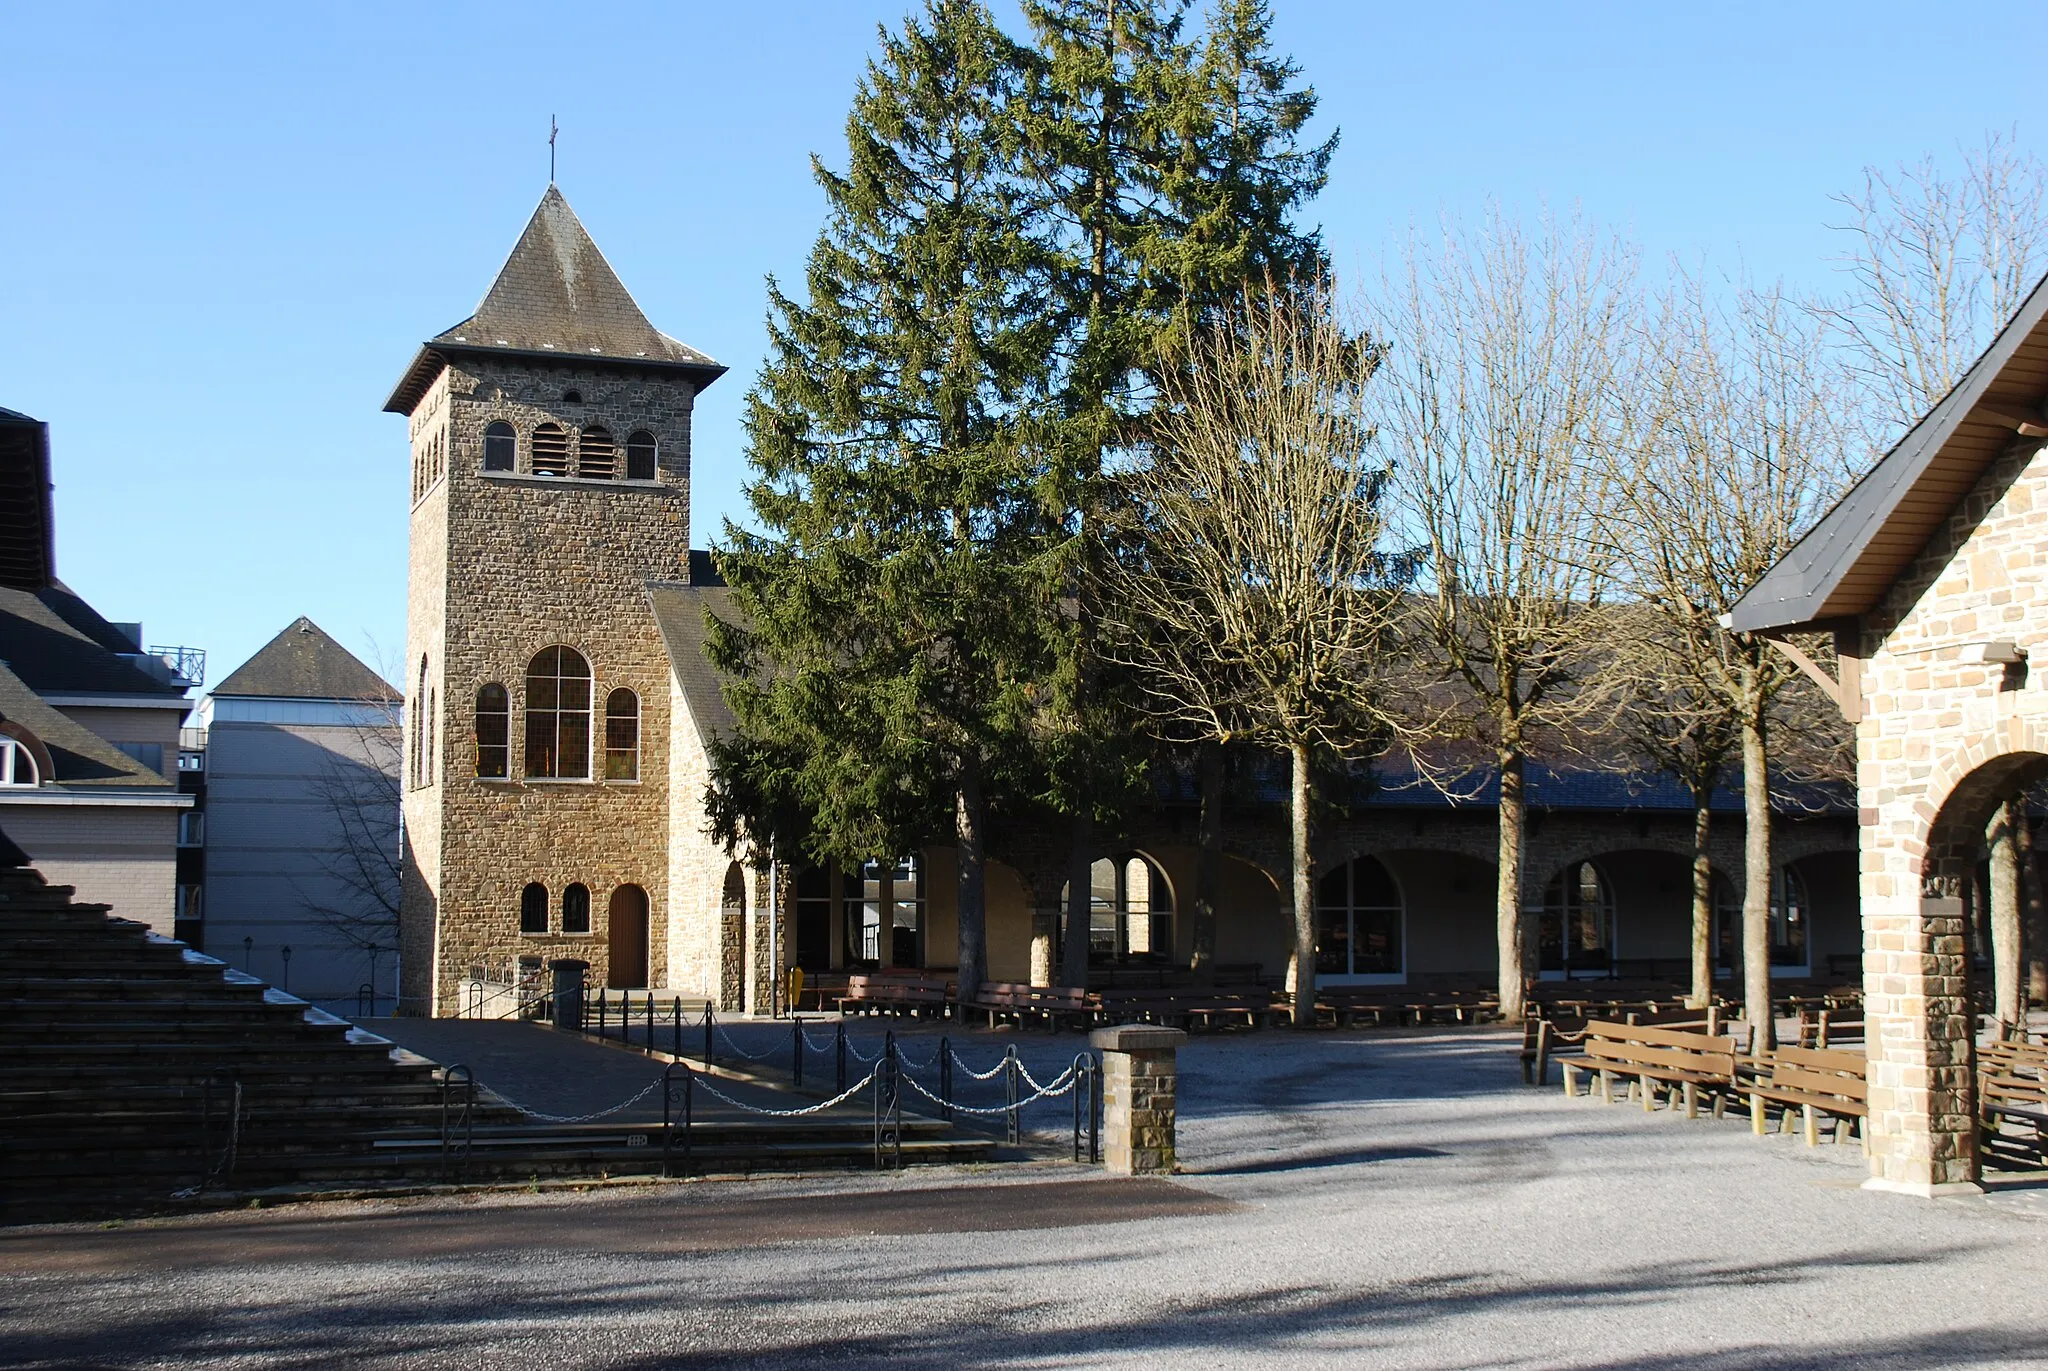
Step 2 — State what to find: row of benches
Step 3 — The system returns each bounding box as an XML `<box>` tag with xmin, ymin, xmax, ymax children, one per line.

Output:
<box><xmin>829</xmin><ymin>973</ymin><xmax>1288</xmax><ymax>1030</ymax></box>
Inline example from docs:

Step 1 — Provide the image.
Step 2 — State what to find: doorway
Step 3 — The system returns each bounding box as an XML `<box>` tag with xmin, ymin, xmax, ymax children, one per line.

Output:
<box><xmin>607</xmin><ymin>884</ymin><xmax>650</xmax><ymax>989</ymax></box>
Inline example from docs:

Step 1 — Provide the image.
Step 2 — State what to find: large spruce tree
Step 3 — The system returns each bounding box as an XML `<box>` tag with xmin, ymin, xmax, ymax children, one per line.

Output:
<box><xmin>710</xmin><ymin>0</ymin><xmax>1061</xmax><ymax>994</ymax></box>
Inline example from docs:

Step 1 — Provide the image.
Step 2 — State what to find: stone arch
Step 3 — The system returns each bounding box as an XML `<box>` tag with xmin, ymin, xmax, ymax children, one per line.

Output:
<box><xmin>718</xmin><ymin>862</ymin><xmax>747</xmax><ymax>1011</ymax></box>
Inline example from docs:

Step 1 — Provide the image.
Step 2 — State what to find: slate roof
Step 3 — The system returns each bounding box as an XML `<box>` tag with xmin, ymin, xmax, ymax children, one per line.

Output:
<box><xmin>1732</xmin><ymin>266</ymin><xmax>2048</xmax><ymax>633</ymax></box>
<box><xmin>0</xmin><ymin>582</ymin><xmax>186</xmax><ymax>697</ymax></box>
<box><xmin>385</xmin><ymin>186</ymin><xmax>727</xmax><ymax>415</ymax></box>
<box><xmin>647</xmin><ymin>579</ymin><xmax>738</xmax><ymax>743</ymax></box>
<box><xmin>213</xmin><ymin>617</ymin><xmax>399</xmax><ymax>702</ymax></box>
<box><xmin>0</xmin><ymin>658</ymin><xmax>172</xmax><ymax>789</ymax></box>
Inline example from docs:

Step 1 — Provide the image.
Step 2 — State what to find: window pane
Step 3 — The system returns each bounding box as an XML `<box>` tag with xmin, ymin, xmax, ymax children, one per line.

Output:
<box><xmin>484</xmin><ymin>422</ymin><xmax>516</xmax><ymax>471</ymax></box>
<box><xmin>562</xmin><ymin>883</ymin><xmax>591</xmax><ymax>934</ymax></box>
<box><xmin>525</xmin><ymin>710</ymin><xmax>554</xmax><ymax>778</ymax></box>
<box><xmin>520</xmin><ymin>883</ymin><xmax>548</xmax><ymax>934</ymax></box>
<box><xmin>626</xmin><ymin>431</ymin><xmax>657</xmax><ymax>481</ymax></box>
<box><xmin>556</xmin><ymin>711</ymin><xmax>589</xmax><ymax>778</ymax></box>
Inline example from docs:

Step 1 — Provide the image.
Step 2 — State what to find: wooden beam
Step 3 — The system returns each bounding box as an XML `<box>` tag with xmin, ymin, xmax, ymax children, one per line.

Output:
<box><xmin>1764</xmin><ymin>635</ymin><xmax>1860</xmax><ymax>723</ymax></box>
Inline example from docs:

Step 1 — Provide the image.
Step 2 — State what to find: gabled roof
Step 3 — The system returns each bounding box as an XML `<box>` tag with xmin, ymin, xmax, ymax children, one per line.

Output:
<box><xmin>1731</xmin><ymin>269</ymin><xmax>2048</xmax><ymax>633</ymax></box>
<box><xmin>647</xmin><ymin>578</ymin><xmax>738</xmax><ymax>743</ymax></box>
<box><xmin>0</xmin><ymin>659</ymin><xmax>173</xmax><ymax>789</ymax></box>
<box><xmin>212</xmin><ymin>618</ymin><xmax>398</xmax><ymax>702</ymax></box>
<box><xmin>384</xmin><ymin>186</ymin><xmax>726</xmax><ymax>415</ymax></box>
<box><xmin>0</xmin><ymin>582</ymin><xmax>185</xmax><ymax>697</ymax></box>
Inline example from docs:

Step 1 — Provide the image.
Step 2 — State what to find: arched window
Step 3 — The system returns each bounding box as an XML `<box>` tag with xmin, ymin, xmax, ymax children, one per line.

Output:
<box><xmin>1061</xmin><ymin>853</ymin><xmax>1173</xmax><ymax>966</ymax></box>
<box><xmin>604</xmin><ymin>688</ymin><xmax>639</xmax><ymax>780</ymax></box>
<box><xmin>520</xmin><ymin>882</ymin><xmax>549</xmax><ymax>935</ymax></box>
<box><xmin>1541</xmin><ymin>860</ymin><xmax>1615</xmax><ymax>976</ymax></box>
<box><xmin>1711</xmin><ymin>866</ymin><xmax>1812</xmax><ymax>973</ymax></box>
<box><xmin>1316</xmin><ymin>855</ymin><xmax>1403</xmax><ymax>979</ymax></box>
<box><xmin>0</xmin><ymin>736</ymin><xmax>39</xmax><ymax>787</ymax></box>
<box><xmin>524</xmin><ymin>647</ymin><xmax>592</xmax><ymax>779</ymax></box>
<box><xmin>483</xmin><ymin>420</ymin><xmax>516</xmax><ymax>472</ymax></box>
<box><xmin>474</xmin><ymin>683</ymin><xmax>509</xmax><ymax>778</ymax></box>
<box><xmin>531</xmin><ymin>423</ymin><xmax>570</xmax><ymax>476</ymax></box>
<box><xmin>578</xmin><ymin>425</ymin><xmax>616</xmax><ymax>479</ymax></box>
<box><xmin>413</xmin><ymin>657</ymin><xmax>429</xmax><ymax>788</ymax></box>
<box><xmin>425</xmin><ymin>687</ymin><xmax>436</xmax><ymax>787</ymax></box>
<box><xmin>625</xmin><ymin>430</ymin><xmax>658</xmax><ymax>481</ymax></box>
<box><xmin>562</xmin><ymin>882</ymin><xmax>592</xmax><ymax>935</ymax></box>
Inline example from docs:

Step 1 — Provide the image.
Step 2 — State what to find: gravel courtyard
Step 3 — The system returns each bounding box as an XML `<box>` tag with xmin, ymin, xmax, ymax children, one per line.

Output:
<box><xmin>4</xmin><ymin>1028</ymin><xmax>2047</xmax><ymax>1369</ymax></box>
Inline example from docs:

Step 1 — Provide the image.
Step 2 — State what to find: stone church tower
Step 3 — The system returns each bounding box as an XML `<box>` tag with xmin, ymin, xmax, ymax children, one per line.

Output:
<box><xmin>385</xmin><ymin>185</ymin><xmax>726</xmax><ymax>1016</ymax></box>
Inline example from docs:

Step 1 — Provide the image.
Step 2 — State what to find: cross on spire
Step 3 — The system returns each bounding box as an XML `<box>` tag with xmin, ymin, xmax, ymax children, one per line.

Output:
<box><xmin>549</xmin><ymin>115</ymin><xmax>558</xmax><ymax>184</ymax></box>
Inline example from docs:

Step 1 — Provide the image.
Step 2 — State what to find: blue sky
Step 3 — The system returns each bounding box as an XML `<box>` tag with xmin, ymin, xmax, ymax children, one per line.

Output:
<box><xmin>1</xmin><ymin>2</ymin><xmax>2037</xmax><ymax>690</ymax></box>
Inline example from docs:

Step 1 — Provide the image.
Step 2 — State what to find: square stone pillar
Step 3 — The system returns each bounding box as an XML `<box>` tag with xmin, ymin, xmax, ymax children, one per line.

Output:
<box><xmin>1090</xmin><ymin>1025</ymin><xmax>1187</xmax><ymax>1175</ymax></box>
<box><xmin>1862</xmin><ymin>893</ymin><xmax>1983</xmax><ymax>1195</ymax></box>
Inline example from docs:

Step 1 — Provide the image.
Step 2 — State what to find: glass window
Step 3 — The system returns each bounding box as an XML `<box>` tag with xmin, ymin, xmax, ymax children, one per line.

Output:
<box><xmin>562</xmin><ymin>882</ymin><xmax>591</xmax><ymax>935</ymax></box>
<box><xmin>531</xmin><ymin>423</ymin><xmax>570</xmax><ymax>476</ymax></box>
<box><xmin>625</xmin><ymin>430</ymin><xmax>658</xmax><ymax>481</ymax></box>
<box><xmin>524</xmin><ymin>647</ymin><xmax>592</xmax><ymax>779</ymax></box>
<box><xmin>483</xmin><ymin>421</ymin><xmax>516</xmax><ymax>472</ymax></box>
<box><xmin>475</xmin><ymin>683</ymin><xmax>509</xmax><ymax>778</ymax></box>
<box><xmin>520</xmin><ymin>882</ymin><xmax>549</xmax><ymax>935</ymax></box>
<box><xmin>1541</xmin><ymin>861</ymin><xmax>1615</xmax><ymax>975</ymax></box>
<box><xmin>0</xmin><ymin>737</ymin><xmax>40</xmax><ymax>787</ymax></box>
<box><xmin>578</xmin><ymin>425</ymin><xmax>616</xmax><ymax>479</ymax></box>
<box><xmin>177</xmin><ymin>811</ymin><xmax>204</xmax><ymax>846</ymax></box>
<box><xmin>844</xmin><ymin>857</ymin><xmax>923</xmax><ymax>967</ymax></box>
<box><xmin>1316</xmin><ymin>856</ymin><xmax>1403</xmax><ymax>978</ymax></box>
<box><xmin>604</xmin><ymin>688</ymin><xmax>639</xmax><ymax>780</ymax></box>
<box><xmin>1712</xmin><ymin>867</ymin><xmax>1812</xmax><ymax>971</ymax></box>
<box><xmin>1067</xmin><ymin>852</ymin><xmax>1174</xmax><ymax>966</ymax></box>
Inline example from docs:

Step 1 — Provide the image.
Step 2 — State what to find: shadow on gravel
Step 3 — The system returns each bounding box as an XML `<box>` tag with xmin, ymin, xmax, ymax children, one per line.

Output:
<box><xmin>1192</xmin><ymin>1144</ymin><xmax>1450</xmax><ymax>1175</ymax></box>
<box><xmin>0</xmin><ymin>1244</ymin><xmax>2003</xmax><ymax>1369</ymax></box>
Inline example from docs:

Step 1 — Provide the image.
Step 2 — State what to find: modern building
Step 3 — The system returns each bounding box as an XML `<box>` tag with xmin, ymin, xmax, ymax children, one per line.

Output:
<box><xmin>0</xmin><ymin>407</ymin><xmax>198</xmax><ymax>931</ymax></box>
<box><xmin>189</xmin><ymin>617</ymin><xmax>402</xmax><ymax>1009</ymax></box>
<box><xmin>389</xmin><ymin>188</ymin><xmax>1859</xmax><ymax>1018</ymax></box>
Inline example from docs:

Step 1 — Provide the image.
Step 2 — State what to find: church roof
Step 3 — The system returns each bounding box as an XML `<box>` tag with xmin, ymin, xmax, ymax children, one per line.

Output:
<box><xmin>647</xmin><ymin>579</ymin><xmax>738</xmax><ymax>743</ymax></box>
<box><xmin>1732</xmin><ymin>267</ymin><xmax>2048</xmax><ymax>633</ymax></box>
<box><xmin>384</xmin><ymin>186</ymin><xmax>726</xmax><ymax>415</ymax></box>
<box><xmin>213</xmin><ymin>617</ymin><xmax>398</xmax><ymax>702</ymax></box>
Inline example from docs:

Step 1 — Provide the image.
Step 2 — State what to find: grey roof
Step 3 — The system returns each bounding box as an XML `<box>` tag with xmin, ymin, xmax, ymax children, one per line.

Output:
<box><xmin>0</xmin><ymin>582</ymin><xmax>185</xmax><ymax>697</ymax></box>
<box><xmin>1731</xmin><ymin>267</ymin><xmax>2048</xmax><ymax>633</ymax></box>
<box><xmin>647</xmin><ymin>581</ymin><xmax>738</xmax><ymax>743</ymax></box>
<box><xmin>0</xmin><ymin>659</ymin><xmax>173</xmax><ymax>789</ymax></box>
<box><xmin>213</xmin><ymin>618</ymin><xmax>399</xmax><ymax>702</ymax></box>
<box><xmin>384</xmin><ymin>186</ymin><xmax>726</xmax><ymax>414</ymax></box>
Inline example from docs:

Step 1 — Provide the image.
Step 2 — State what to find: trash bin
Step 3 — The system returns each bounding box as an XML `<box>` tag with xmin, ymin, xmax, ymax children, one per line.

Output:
<box><xmin>550</xmin><ymin>958</ymin><xmax>589</xmax><ymax>1031</ymax></box>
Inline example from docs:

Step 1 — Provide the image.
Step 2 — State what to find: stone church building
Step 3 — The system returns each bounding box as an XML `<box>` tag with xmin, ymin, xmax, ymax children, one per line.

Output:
<box><xmin>392</xmin><ymin>187</ymin><xmax>1862</xmax><ymax>1019</ymax></box>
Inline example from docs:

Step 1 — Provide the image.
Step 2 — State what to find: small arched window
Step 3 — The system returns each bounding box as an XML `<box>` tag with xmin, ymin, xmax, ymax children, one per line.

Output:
<box><xmin>562</xmin><ymin>882</ymin><xmax>592</xmax><ymax>935</ymax></box>
<box><xmin>483</xmin><ymin>421</ymin><xmax>516</xmax><ymax>472</ymax></box>
<box><xmin>531</xmin><ymin>423</ymin><xmax>570</xmax><ymax>476</ymax></box>
<box><xmin>474</xmin><ymin>683</ymin><xmax>509</xmax><ymax>778</ymax></box>
<box><xmin>625</xmin><ymin>430</ymin><xmax>658</xmax><ymax>481</ymax></box>
<box><xmin>578</xmin><ymin>425</ymin><xmax>616</xmax><ymax>479</ymax></box>
<box><xmin>525</xmin><ymin>647</ymin><xmax>592</xmax><ymax>779</ymax></box>
<box><xmin>424</xmin><ymin>687</ymin><xmax>436</xmax><ymax>787</ymax></box>
<box><xmin>520</xmin><ymin>882</ymin><xmax>549</xmax><ymax>935</ymax></box>
<box><xmin>604</xmin><ymin>688</ymin><xmax>639</xmax><ymax>780</ymax></box>
<box><xmin>413</xmin><ymin>657</ymin><xmax>429</xmax><ymax>788</ymax></box>
<box><xmin>0</xmin><ymin>736</ymin><xmax>39</xmax><ymax>787</ymax></box>
<box><xmin>1316</xmin><ymin>856</ymin><xmax>1403</xmax><ymax>978</ymax></box>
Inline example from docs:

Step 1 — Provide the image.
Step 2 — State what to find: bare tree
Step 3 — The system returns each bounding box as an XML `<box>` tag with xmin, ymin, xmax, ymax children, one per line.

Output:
<box><xmin>1371</xmin><ymin>210</ymin><xmax>1634</xmax><ymax>1021</ymax></box>
<box><xmin>296</xmin><ymin>689</ymin><xmax>403</xmax><ymax>1010</ymax></box>
<box><xmin>1823</xmin><ymin>130</ymin><xmax>2048</xmax><ymax>1024</ymax></box>
<box><xmin>1610</xmin><ymin>273</ymin><xmax>1846</xmax><ymax>1048</ymax></box>
<box><xmin>1100</xmin><ymin>282</ymin><xmax>1412</xmax><ymax>1025</ymax></box>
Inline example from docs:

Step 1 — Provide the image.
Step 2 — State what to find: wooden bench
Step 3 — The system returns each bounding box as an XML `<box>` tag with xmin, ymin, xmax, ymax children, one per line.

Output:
<box><xmin>1979</xmin><ymin>1038</ymin><xmax>2048</xmax><ymax>1155</ymax></box>
<box><xmin>835</xmin><ymin>973</ymin><xmax>953</xmax><ymax>1017</ymax></box>
<box><xmin>965</xmin><ymin>982</ymin><xmax>1092</xmax><ymax>1030</ymax></box>
<box><xmin>1522</xmin><ymin>1007</ymin><xmax>1731</xmax><ymax>1086</ymax></box>
<box><xmin>1794</xmin><ymin>1007</ymin><xmax>1863</xmax><ymax>1049</ymax></box>
<box><xmin>1744</xmin><ymin>1045</ymin><xmax>1867</xmax><ymax>1148</ymax></box>
<box><xmin>1097</xmin><ymin>987</ymin><xmax>1282</xmax><ymax>1030</ymax></box>
<box><xmin>1555</xmin><ymin>1022</ymin><xmax>1740</xmax><ymax>1118</ymax></box>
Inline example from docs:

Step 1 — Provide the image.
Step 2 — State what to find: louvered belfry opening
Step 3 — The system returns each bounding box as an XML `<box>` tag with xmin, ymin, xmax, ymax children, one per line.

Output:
<box><xmin>578</xmin><ymin>425</ymin><xmax>616</xmax><ymax>479</ymax></box>
<box><xmin>531</xmin><ymin>423</ymin><xmax>570</xmax><ymax>476</ymax></box>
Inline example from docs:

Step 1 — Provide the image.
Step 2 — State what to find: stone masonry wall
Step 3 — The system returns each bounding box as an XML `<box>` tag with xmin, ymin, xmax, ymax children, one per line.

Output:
<box><xmin>1856</xmin><ymin>429</ymin><xmax>2048</xmax><ymax>1191</ymax></box>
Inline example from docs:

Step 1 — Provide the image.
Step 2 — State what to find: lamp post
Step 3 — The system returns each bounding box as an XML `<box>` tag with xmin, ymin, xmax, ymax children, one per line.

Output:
<box><xmin>242</xmin><ymin>935</ymin><xmax>253</xmax><ymax>971</ymax></box>
<box><xmin>281</xmin><ymin>944</ymin><xmax>292</xmax><ymax>992</ymax></box>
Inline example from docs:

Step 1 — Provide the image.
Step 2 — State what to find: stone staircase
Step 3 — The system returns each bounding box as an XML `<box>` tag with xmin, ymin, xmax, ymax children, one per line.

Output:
<box><xmin>0</xmin><ymin>864</ymin><xmax>995</xmax><ymax>1221</ymax></box>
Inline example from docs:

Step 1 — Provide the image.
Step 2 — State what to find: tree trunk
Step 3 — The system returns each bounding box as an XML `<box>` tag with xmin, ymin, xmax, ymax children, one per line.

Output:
<box><xmin>955</xmin><ymin>759</ymin><xmax>987</xmax><ymax>997</ymax></box>
<box><xmin>1739</xmin><ymin>675</ymin><xmax>1775</xmax><ymax>1052</ymax></box>
<box><xmin>1496</xmin><ymin>751</ymin><xmax>1527</xmax><ymax>1022</ymax></box>
<box><xmin>1289</xmin><ymin>739</ymin><xmax>1315</xmax><ymax>1027</ymax></box>
<box><xmin>1060</xmin><ymin>806</ymin><xmax>1093</xmax><ymax>990</ymax></box>
<box><xmin>1190</xmin><ymin>741</ymin><xmax>1224</xmax><ymax>988</ymax></box>
<box><xmin>1988</xmin><ymin>799</ymin><xmax>2024</xmax><ymax>1029</ymax></box>
<box><xmin>1689</xmin><ymin>794</ymin><xmax>1713</xmax><ymax>1010</ymax></box>
<box><xmin>2020</xmin><ymin>804</ymin><xmax>2047</xmax><ymax>1009</ymax></box>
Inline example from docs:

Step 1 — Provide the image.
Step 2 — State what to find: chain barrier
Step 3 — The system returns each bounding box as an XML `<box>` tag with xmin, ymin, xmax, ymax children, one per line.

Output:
<box><xmin>491</xmin><ymin>1076</ymin><xmax>665</xmax><ymax>1123</ymax></box>
<box><xmin>693</xmin><ymin>1068</ymin><xmax>880</xmax><ymax>1117</ymax></box>
<box><xmin>844</xmin><ymin>1036</ymin><xmax>884</xmax><ymax>1064</ymax></box>
<box><xmin>949</xmin><ymin>1046</ymin><xmax>1009</xmax><ymax>1081</ymax></box>
<box><xmin>900</xmin><ymin>1063</ymin><xmax>1079</xmax><ymax>1114</ymax></box>
<box><xmin>713</xmin><ymin>1024</ymin><xmax>786</xmax><ymax>1063</ymax></box>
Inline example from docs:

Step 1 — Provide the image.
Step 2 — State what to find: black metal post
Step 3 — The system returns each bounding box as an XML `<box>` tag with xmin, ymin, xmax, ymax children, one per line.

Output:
<box><xmin>441</xmin><ymin>1063</ymin><xmax>474</xmax><ymax>1181</ymax></box>
<box><xmin>1090</xmin><ymin>1051</ymin><xmax>1101</xmax><ymax>1163</ymax></box>
<box><xmin>939</xmin><ymin>1035</ymin><xmax>953</xmax><ymax>1122</ymax></box>
<box><xmin>646</xmin><ymin>991</ymin><xmax>654</xmax><ymax>1050</ymax></box>
<box><xmin>596</xmin><ymin>985</ymin><xmax>607</xmax><ymax>1038</ymax></box>
<box><xmin>836</xmin><ymin>1020</ymin><xmax>847</xmax><ymax>1094</ymax></box>
<box><xmin>661</xmin><ymin>1061</ymin><xmax>694</xmax><ymax>1177</ymax></box>
<box><xmin>792</xmin><ymin>1020</ymin><xmax>804</xmax><ymax>1087</ymax></box>
<box><xmin>672</xmin><ymin>996</ymin><xmax>683</xmax><ymax>1057</ymax></box>
<box><xmin>1005</xmin><ymin>1045</ymin><xmax>1021</xmax><ymax>1145</ymax></box>
<box><xmin>704</xmin><ymin>1005</ymin><xmax>715</xmax><ymax>1068</ymax></box>
<box><xmin>1071</xmin><ymin>1053</ymin><xmax>1091</xmax><ymax>1162</ymax></box>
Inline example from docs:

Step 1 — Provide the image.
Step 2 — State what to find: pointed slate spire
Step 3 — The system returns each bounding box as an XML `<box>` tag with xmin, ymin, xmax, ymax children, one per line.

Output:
<box><xmin>385</xmin><ymin>186</ymin><xmax>724</xmax><ymax>414</ymax></box>
<box><xmin>212</xmin><ymin>617</ymin><xmax>400</xmax><ymax>702</ymax></box>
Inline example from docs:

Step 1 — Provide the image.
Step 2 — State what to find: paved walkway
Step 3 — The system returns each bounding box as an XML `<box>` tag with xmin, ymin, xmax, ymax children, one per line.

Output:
<box><xmin>5</xmin><ymin>1030</ymin><xmax>2048</xmax><ymax>1369</ymax></box>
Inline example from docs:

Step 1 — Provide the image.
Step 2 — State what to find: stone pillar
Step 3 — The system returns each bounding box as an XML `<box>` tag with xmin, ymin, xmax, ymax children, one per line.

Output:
<box><xmin>1090</xmin><ymin>1024</ymin><xmax>1186</xmax><ymax>1175</ymax></box>
<box><xmin>1863</xmin><ymin>891</ymin><xmax>1981</xmax><ymax>1195</ymax></box>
